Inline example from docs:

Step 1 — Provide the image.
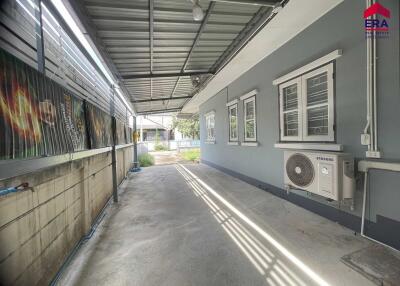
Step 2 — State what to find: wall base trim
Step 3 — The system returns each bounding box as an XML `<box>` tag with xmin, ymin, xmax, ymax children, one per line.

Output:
<box><xmin>201</xmin><ymin>159</ymin><xmax>400</xmax><ymax>251</ymax></box>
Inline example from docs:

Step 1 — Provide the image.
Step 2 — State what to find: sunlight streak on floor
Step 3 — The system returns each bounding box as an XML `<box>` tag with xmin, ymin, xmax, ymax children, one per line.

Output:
<box><xmin>176</xmin><ymin>164</ymin><xmax>330</xmax><ymax>286</ymax></box>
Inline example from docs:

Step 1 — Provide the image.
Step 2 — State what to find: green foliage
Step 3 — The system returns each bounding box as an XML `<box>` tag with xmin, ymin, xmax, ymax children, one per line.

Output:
<box><xmin>155</xmin><ymin>129</ymin><xmax>160</xmax><ymax>144</ymax></box>
<box><xmin>154</xmin><ymin>144</ymin><xmax>168</xmax><ymax>151</ymax></box>
<box><xmin>138</xmin><ymin>153</ymin><xmax>155</xmax><ymax>167</ymax></box>
<box><xmin>172</xmin><ymin>116</ymin><xmax>199</xmax><ymax>139</ymax></box>
<box><xmin>180</xmin><ymin>148</ymin><xmax>200</xmax><ymax>162</ymax></box>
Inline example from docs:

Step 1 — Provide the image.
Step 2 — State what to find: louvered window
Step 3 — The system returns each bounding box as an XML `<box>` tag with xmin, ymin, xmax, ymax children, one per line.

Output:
<box><xmin>279</xmin><ymin>63</ymin><xmax>334</xmax><ymax>142</ymax></box>
<box><xmin>280</xmin><ymin>78</ymin><xmax>302</xmax><ymax>140</ymax></box>
<box><xmin>205</xmin><ymin>111</ymin><xmax>215</xmax><ymax>143</ymax></box>
<box><xmin>244</xmin><ymin>96</ymin><xmax>257</xmax><ymax>142</ymax></box>
<box><xmin>228</xmin><ymin>104</ymin><xmax>238</xmax><ymax>142</ymax></box>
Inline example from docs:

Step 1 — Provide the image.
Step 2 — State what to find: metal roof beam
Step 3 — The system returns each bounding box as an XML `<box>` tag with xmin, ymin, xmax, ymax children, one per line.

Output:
<box><xmin>35</xmin><ymin>0</ymin><xmax>45</xmax><ymax>74</ymax></box>
<box><xmin>211</xmin><ymin>6</ymin><xmax>273</xmax><ymax>72</ymax></box>
<box><xmin>149</xmin><ymin>0</ymin><xmax>154</xmax><ymax>106</ymax></box>
<box><xmin>133</xmin><ymin>96</ymin><xmax>192</xmax><ymax>103</ymax></box>
<box><xmin>122</xmin><ymin>71</ymin><xmax>212</xmax><ymax>79</ymax></box>
<box><xmin>181</xmin><ymin>2</ymin><xmax>216</xmax><ymax>73</ymax></box>
<box><xmin>212</xmin><ymin>0</ymin><xmax>278</xmax><ymax>6</ymax></box>
<box><xmin>138</xmin><ymin>108</ymin><xmax>182</xmax><ymax>115</ymax></box>
<box><xmin>149</xmin><ymin>0</ymin><xmax>154</xmax><ymax>75</ymax></box>
<box><xmin>167</xmin><ymin>1</ymin><xmax>216</xmax><ymax>110</ymax></box>
<box><xmin>85</xmin><ymin>2</ymin><xmax>259</xmax><ymax>16</ymax></box>
<box><xmin>186</xmin><ymin>1</ymin><xmax>285</xmax><ymax>107</ymax></box>
<box><xmin>169</xmin><ymin>77</ymin><xmax>181</xmax><ymax>104</ymax></box>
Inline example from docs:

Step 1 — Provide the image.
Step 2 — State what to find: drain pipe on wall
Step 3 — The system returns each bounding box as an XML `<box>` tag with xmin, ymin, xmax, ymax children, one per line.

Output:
<box><xmin>49</xmin><ymin>195</ymin><xmax>111</xmax><ymax>286</ymax></box>
<box><xmin>372</xmin><ymin>12</ymin><xmax>379</xmax><ymax>156</ymax></box>
<box><xmin>49</xmin><ymin>171</ymin><xmax>133</xmax><ymax>285</ymax></box>
<box><xmin>357</xmin><ymin>0</ymin><xmax>400</xmax><ymax>253</ymax></box>
<box><xmin>363</xmin><ymin>13</ymin><xmax>371</xmax><ymax>153</ymax></box>
<box><xmin>362</xmin><ymin>0</ymin><xmax>381</xmax><ymax>158</ymax></box>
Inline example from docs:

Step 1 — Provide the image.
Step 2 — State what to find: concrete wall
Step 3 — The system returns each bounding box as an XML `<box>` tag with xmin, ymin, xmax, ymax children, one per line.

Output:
<box><xmin>0</xmin><ymin>146</ymin><xmax>133</xmax><ymax>285</ymax></box>
<box><xmin>199</xmin><ymin>0</ymin><xmax>399</xmax><ymax>245</ymax></box>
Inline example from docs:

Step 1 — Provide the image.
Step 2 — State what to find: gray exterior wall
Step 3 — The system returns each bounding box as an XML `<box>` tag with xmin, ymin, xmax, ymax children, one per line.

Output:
<box><xmin>199</xmin><ymin>0</ymin><xmax>399</xmax><ymax>245</ymax></box>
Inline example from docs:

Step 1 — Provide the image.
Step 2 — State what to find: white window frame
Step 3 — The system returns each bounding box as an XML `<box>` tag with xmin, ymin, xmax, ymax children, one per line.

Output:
<box><xmin>279</xmin><ymin>63</ymin><xmax>334</xmax><ymax>142</ymax></box>
<box><xmin>279</xmin><ymin>77</ymin><xmax>302</xmax><ymax>141</ymax></box>
<box><xmin>227</xmin><ymin>102</ymin><xmax>238</xmax><ymax>143</ymax></box>
<box><xmin>205</xmin><ymin>111</ymin><xmax>215</xmax><ymax>143</ymax></box>
<box><xmin>302</xmin><ymin>63</ymin><xmax>334</xmax><ymax>142</ymax></box>
<box><xmin>243</xmin><ymin>96</ymin><xmax>257</xmax><ymax>142</ymax></box>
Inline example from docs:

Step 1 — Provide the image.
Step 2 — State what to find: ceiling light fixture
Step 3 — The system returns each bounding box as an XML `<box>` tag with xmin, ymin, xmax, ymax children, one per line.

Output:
<box><xmin>191</xmin><ymin>0</ymin><xmax>204</xmax><ymax>21</ymax></box>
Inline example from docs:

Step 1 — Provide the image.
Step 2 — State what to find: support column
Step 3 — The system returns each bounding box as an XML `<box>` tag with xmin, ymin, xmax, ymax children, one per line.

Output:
<box><xmin>111</xmin><ymin>117</ymin><xmax>118</xmax><ymax>202</ymax></box>
<box><xmin>133</xmin><ymin>116</ymin><xmax>139</xmax><ymax>168</ymax></box>
<box><xmin>110</xmin><ymin>86</ymin><xmax>118</xmax><ymax>203</ymax></box>
<box><xmin>140</xmin><ymin>116</ymin><xmax>143</xmax><ymax>142</ymax></box>
<box><xmin>34</xmin><ymin>0</ymin><xmax>45</xmax><ymax>73</ymax></box>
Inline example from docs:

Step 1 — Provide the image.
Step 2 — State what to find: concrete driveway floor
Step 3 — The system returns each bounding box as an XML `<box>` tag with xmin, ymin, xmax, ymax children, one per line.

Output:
<box><xmin>57</xmin><ymin>163</ymin><xmax>376</xmax><ymax>286</ymax></box>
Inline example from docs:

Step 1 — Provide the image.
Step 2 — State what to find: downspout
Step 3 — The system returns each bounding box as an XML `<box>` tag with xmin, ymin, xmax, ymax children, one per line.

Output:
<box><xmin>369</xmin><ymin>18</ymin><xmax>374</xmax><ymax>152</ymax></box>
<box><xmin>372</xmin><ymin>9</ymin><xmax>378</xmax><ymax>154</ymax></box>
<box><xmin>369</xmin><ymin>0</ymin><xmax>373</xmax><ymax>152</ymax></box>
<box><xmin>364</xmin><ymin>0</ymin><xmax>371</xmax><ymax>151</ymax></box>
<box><xmin>364</xmin><ymin>0</ymin><xmax>381</xmax><ymax>158</ymax></box>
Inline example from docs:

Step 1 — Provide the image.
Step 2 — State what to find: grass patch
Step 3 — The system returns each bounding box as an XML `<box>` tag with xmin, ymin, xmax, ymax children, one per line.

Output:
<box><xmin>138</xmin><ymin>153</ymin><xmax>155</xmax><ymax>167</ymax></box>
<box><xmin>180</xmin><ymin>148</ymin><xmax>200</xmax><ymax>162</ymax></box>
<box><xmin>154</xmin><ymin>144</ymin><xmax>168</xmax><ymax>151</ymax></box>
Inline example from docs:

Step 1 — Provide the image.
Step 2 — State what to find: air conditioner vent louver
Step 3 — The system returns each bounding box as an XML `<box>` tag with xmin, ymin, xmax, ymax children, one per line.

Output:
<box><xmin>284</xmin><ymin>151</ymin><xmax>355</xmax><ymax>201</ymax></box>
<box><xmin>286</xmin><ymin>153</ymin><xmax>315</xmax><ymax>187</ymax></box>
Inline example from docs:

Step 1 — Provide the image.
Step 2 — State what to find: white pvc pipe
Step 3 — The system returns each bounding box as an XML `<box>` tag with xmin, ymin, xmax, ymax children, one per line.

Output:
<box><xmin>365</xmin><ymin>27</ymin><xmax>371</xmax><ymax>151</ymax></box>
<box><xmin>361</xmin><ymin>171</ymin><xmax>368</xmax><ymax>234</ymax></box>
<box><xmin>370</xmin><ymin>35</ymin><xmax>375</xmax><ymax>151</ymax></box>
<box><xmin>372</xmin><ymin>0</ymin><xmax>378</xmax><ymax>151</ymax></box>
<box><xmin>365</xmin><ymin>0</ymin><xmax>376</xmax><ymax>153</ymax></box>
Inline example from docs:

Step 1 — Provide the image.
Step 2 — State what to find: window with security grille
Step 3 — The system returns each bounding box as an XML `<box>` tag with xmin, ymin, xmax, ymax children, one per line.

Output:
<box><xmin>279</xmin><ymin>63</ymin><xmax>334</xmax><ymax>142</ymax></box>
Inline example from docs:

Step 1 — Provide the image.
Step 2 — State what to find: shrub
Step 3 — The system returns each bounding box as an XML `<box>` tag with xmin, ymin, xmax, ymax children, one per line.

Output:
<box><xmin>154</xmin><ymin>144</ymin><xmax>168</xmax><ymax>151</ymax></box>
<box><xmin>138</xmin><ymin>153</ymin><xmax>155</xmax><ymax>167</ymax></box>
<box><xmin>180</xmin><ymin>148</ymin><xmax>200</xmax><ymax>162</ymax></box>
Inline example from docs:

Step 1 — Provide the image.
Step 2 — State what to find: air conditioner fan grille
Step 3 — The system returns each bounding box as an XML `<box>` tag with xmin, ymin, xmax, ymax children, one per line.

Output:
<box><xmin>286</xmin><ymin>153</ymin><xmax>315</xmax><ymax>187</ymax></box>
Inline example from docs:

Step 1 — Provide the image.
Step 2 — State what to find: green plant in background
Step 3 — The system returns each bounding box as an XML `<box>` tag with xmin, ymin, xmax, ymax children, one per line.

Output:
<box><xmin>155</xmin><ymin>128</ymin><xmax>160</xmax><ymax>144</ymax></box>
<box><xmin>138</xmin><ymin>153</ymin><xmax>155</xmax><ymax>167</ymax></box>
<box><xmin>154</xmin><ymin>128</ymin><xmax>169</xmax><ymax>151</ymax></box>
<box><xmin>154</xmin><ymin>144</ymin><xmax>168</xmax><ymax>151</ymax></box>
<box><xmin>180</xmin><ymin>148</ymin><xmax>200</xmax><ymax>162</ymax></box>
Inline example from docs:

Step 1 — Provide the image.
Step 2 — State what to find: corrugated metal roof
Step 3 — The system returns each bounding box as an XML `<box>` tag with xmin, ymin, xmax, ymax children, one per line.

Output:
<box><xmin>82</xmin><ymin>0</ymin><xmax>279</xmax><ymax>114</ymax></box>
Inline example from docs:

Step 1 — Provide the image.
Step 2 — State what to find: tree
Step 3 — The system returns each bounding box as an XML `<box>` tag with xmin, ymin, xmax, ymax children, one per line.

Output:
<box><xmin>155</xmin><ymin>128</ymin><xmax>160</xmax><ymax>144</ymax></box>
<box><xmin>172</xmin><ymin>116</ymin><xmax>199</xmax><ymax>139</ymax></box>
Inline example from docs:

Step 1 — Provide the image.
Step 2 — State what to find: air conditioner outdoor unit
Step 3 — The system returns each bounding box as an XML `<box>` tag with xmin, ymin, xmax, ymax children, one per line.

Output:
<box><xmin>284</xmin><ymin>150</ymin><xmax>355</xmax><ymax>201</ymax></box>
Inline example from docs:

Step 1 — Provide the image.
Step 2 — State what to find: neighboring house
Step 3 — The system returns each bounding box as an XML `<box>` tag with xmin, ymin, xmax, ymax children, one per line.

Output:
<box><xmin>137</xmin><ymin>115</ymin><xmax>198</xmax><ymax>153</ymax></box>
<box><xmin>138</xmin><ymin>115</ymin><xmax>174</xmax><ymax>142</ymax></box>
<box><xmin>138</xmin><ymin>115</ymin><xmax>192</xmax><ymax>142</ymax></box>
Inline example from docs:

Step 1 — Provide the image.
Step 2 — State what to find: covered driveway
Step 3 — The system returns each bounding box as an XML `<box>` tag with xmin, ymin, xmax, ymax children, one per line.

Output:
<box><xmin>58</xmin><ymin>163</ymin><xmax>373</xmax><ymax>286</ymax></box>
<box><xmin>70</xmin><ymin>0</ymin><xmax>282</xmax><ymax>114</ymax></box>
